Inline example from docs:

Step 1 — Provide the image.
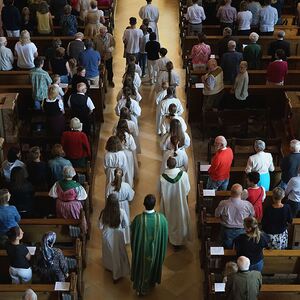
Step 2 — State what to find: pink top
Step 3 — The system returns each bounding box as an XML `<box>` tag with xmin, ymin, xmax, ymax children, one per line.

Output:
<box><xmin>266</xmin><ymin>60</ymin><xmax>288</xmax><ymax>83</ymax></box>
<box><xmin>191</xmin><ymin>43</ymin><xmax>211</xmax><ymax>65</ymax></box>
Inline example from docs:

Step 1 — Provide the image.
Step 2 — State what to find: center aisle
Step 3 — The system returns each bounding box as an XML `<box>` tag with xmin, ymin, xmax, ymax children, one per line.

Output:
<box><xmin>84</xmin><ymin>0</ymin><xmax>203</xmax><ymax>299</ymax></box>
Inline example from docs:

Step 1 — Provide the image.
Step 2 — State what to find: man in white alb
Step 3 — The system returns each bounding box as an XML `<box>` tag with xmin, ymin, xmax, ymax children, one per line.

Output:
<box><xmin>139</xmin><ymin>0</ymin><xmax>159</xmax><ymax>39</ymax></box>
<box><xmin>123</xmin><ymin>17</ymin><xmax>144</xmax><ymax>64</ymax></box>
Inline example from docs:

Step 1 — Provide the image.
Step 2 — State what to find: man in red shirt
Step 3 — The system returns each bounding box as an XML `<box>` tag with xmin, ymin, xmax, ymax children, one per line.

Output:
<box><xmin>266</xmin><ymin>49</ymin><xmax>288</xmax><ymax>85</ymax></box>
<box><xmin>207</xmin><ymin>136</ymin><xmax>233</xmax><ymax>190</ymax></box>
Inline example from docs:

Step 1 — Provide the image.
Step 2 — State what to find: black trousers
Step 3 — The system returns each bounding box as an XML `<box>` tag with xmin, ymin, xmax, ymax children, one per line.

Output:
<box><xmin>105</xmin><ymin>57</ymin><xmax>114</xmax><ymax>82</ymax></box>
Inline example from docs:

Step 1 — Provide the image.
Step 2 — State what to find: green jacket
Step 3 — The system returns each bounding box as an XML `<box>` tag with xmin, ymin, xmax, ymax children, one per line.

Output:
<box><xmin>30</xmin><ymin>67</ymin><xmax>52</xmax><ymax>101</ymax></box>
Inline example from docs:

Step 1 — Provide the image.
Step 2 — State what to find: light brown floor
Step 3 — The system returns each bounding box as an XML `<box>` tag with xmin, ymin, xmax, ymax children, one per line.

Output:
<box><xmin>83</xmin><ymin>1</ymin><xmax>203</xmax><ymax>299</ymax></box>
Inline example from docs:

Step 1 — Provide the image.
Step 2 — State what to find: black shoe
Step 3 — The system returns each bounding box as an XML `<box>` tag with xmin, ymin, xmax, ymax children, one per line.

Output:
<box><xmin>109</xmin><ymin>81</ymin><xmax>115</xmax><ymax>87</ymax></box>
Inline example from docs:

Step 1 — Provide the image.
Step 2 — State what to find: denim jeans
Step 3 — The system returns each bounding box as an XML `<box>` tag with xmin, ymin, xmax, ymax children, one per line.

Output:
<box><xmin>207</xmin><ymin>177</ymin><xmax>229</xmax><ymax>191</ymax></box>
<box><xmin>220</xmin><ymin>225</ymin><xmax>245</xmax><ymax>249</ymax></box>
<box><xmin>249</xmin><ymin>259</ymin><xmax>264</xmax><ymax>272</ymax></box>
<box><xmin>34</xmin><ymin>99</ymin><xmax>42</xmax><ymax>110</ymax></box>
<box><xmin>139</xmin><ymin>53</ymin><xmax>147</xmax><ymax>76</ymax></box>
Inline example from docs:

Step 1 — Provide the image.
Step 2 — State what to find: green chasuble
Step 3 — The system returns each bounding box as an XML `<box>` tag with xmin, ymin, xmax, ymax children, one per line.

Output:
<box><xmin>131</xmin><ymin>211</ymin><xmax>168</xmax><ymax>294</ymax></box>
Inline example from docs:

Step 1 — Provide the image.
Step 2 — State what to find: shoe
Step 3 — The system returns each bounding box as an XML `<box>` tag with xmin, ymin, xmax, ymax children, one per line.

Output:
<box><xmin>109</xmin><ymin>81</ymin><xmax>115</xmax><ymax>88</ymax></box>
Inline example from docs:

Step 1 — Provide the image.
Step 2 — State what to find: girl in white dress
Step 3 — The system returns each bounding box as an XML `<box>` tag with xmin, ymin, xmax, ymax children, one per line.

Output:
<box><xmin>99</xmin><ymin>193</ymin><xmax>130</xmax><ymax>282</ymax></box>
<box><xmin>106</xmin><ymin>168</ymin><xmax>135</xmax><ymax>244</ymax></box>
<box><xmin>115</xmin><ymin>120</ymin><xmax>138</xmax><ymax>187</ymax></box>
<box><xmin>122</xmin><ymin>63</ymin><xmax>141</xmax><ymax>92</ymax></box>
<box><xmin>156</xmin><ymin>61</ymin><xmax>180</xmax><ymax>92</ymax></box>
<box><xmin>117</xmin><ymin>77</ymin><xmax>142</xmax><ymax>103</ymax></box>
<box><xmin>104</xmin><ymin>136</ymin><xmax>128</xmax><ymax>186</ymax></box>
<box><xmin>156</xmin><ymin>81</ymin><xmax>168</xmax><ymax>134</ymax></box>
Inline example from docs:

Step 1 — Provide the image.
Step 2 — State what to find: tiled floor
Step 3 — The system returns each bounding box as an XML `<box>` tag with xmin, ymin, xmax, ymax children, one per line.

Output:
<box><xmin>83</xmin><ymin>0</ymin><xmax>203</xmax><ymax>299</ymax></box>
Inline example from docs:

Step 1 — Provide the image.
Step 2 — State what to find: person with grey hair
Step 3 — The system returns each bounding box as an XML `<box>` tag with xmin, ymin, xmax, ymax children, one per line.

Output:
<box><xmin>0</xmin><ymin>37</ymin><xmax>14</xmax><ymax>70</ymax></box>
<box><xmin>23</xmin><ymin>289</ymin><xmax>37</xmax><ymax>300</ymax></box>
<box><xmin>245</xmin><ymin>140</ymin><xmax>275</xmax><ymax>191</ymax></box>
<box><xmin>49</xmin><ymin>165</ymin><xmax>87</xmax><ymax>219</ymax></box>
<box><xmin>226</xmin><ymin>256</ymin><xmax>262</xmax><ymax>299</ymax></box>
<box><xmin>217</xmin><ymin>27</ymin><xmax>242</xmax><ymax>58</ymax></box>
<box><xmin>243</xmin><ymin>32</ymin><xmax>262</xmax><ymax>69</ymax></box>
<box><xmin>285</xmin><ymin>165</ymin><xmax>300</xmax><ymax>218</ymax></box>
<box><xmin>262</xmin><ymin>187</ymin><xmax>292</xmax><ymax>249</ymax></box>
<box><xmin>207</xmin><ymin>136</ymin><xmax>233</xmax><ymax>190</ymax></box>
<box><xmin>280</xmin><ymin>139</ymin><xmax>300</xmax><ymax>189</ymax></box>
<box><xmin>221</xmin><ymin>40</ymin><xmax>243</xmax><ymax>84</ymax></box>
<box><xmin>268</xmin><ymin>30</ymin><xmax>290</xmax><ymax>61</ymax></box>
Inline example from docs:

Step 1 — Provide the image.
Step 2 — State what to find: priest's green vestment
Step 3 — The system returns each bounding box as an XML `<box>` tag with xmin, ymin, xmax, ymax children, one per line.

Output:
<box><xmin>131</xmin><ymin>211</ymin><xmax>168</xmax><ymax>294</ymax></box>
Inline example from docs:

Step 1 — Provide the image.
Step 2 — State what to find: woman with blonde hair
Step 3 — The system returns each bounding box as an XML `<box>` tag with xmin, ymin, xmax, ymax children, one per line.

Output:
<box><xmin>105</xmin><ymin>168</ymin><xmax>134</xmax><ymax>244</ymax></box>
<box><xmin>36</xmin><ymin>1</ymin><xmax>53</xmax><ymax>35</ymax></box>
<box><xmin>233</xmin><ymin>216</ymin><xmax>269</xmax><ymax>272</ymax></box>
<box><xmin>14</xmin><ymin>30</ymin><xmax>38</xmax><ymax>69</ymax></box>
<box><xmin>84</xmin><ymin>0</ymin><xmax>105</xmax><ymax>38</ymax></box>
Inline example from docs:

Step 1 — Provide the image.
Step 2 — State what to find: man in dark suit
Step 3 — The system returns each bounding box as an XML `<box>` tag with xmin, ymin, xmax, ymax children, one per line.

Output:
<box><xmin>268</xmin><ymin>30</ymin><xmax>290</xmax><ymax>60</ymax></box>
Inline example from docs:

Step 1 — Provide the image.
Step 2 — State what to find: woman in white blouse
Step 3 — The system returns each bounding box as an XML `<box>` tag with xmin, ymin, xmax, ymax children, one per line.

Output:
<box><xmin>237</xmin><ymin>1</ymin><xmax>252</xmax><ymax>35</ymax></box>
<box><xmin>245</xmin><ymin>139</ymin><xmax>275</xmax><ymax>191</ymax></box>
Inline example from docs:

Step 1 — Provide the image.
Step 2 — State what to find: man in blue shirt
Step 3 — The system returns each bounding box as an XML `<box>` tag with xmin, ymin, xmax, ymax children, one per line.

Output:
<box><xmin>78</xmin><ymin>39</ymin><xmax>101</xmax><ymax>86</ymax></box>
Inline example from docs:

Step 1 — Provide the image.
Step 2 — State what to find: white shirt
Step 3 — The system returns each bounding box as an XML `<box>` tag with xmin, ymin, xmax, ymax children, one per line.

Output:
<box><xmin>237</xmin><ymin>11</ymin><xmax>252</xmax><ymax>30</ymax></box>
<box><xmin>68</xmin><ymin>92</ymin><xmax>95</xmax><ymax>112</ymax></box>
<box><xmin>0</xmin><ymin>46</ymin><xmax>14</xmax><ymax>70</ymax></box>
<box><xmin>139</xmin><ymin>4</ymin><xmax>159</xmax><ymax>22</ymax></box>
<box><xmin>157</xmin><ymin>56</ymin><xmax>171</xmax><ymax>73</ymax></box>
<box><xmin>15</xmin><ymin>42</ymin><xmax>37</xmax><ymax>69</ymax></box>
<box><xmin>123</xmin><ymin>28</ymin><xmax>143</xmax><ymax>54</ymax></box>
<box><xmin>245</xmin><ymin>151</ymin><xmax>275</xmax><ymax>174</ymax></box>
<box><xmin>285</xmin><ymin>175</ymin><xmax>300</xmax><ymax>203</ymax></box>
<box><xmin>186</xmin><ymin>4</ymin><xmax>206</xmax><ymax>24</ymax></box>
<box><xmin>259</xmin><ymin>5</ymin><xmax>278</xmax><ymax>32</ymax></box>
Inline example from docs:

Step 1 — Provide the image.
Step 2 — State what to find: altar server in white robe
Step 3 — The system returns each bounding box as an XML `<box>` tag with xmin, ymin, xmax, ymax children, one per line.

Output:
<box><xmin>156</xmin><ymin>81</ymin><xmax>168</xmax><ymax>134</ymax></box>
<box><xmin>156</xmin><ymin>61</ymin><xmax>180</xmax><ymax>92</ymax></box>
<box><xmin>106</xmin><ymin>168</ymin><xmax>135</xmax><ymax>244</ymax></box>
<box><xmin>139</xmin><ymin>0</ymin><xmax>159</xmax><ymax>39</ymax></box>
<box><xmin>104</xmin><ymin>136</ymin><xmax>128</xmax><ymax>185</ymax></box>
<box><xmin>115</xmin><ymin>119</ymin><xmax>138</xmax><ymax>187</ymax></box>
<box><xmin>99</xmin><ymin>193</ymin><xmax>130</xmax><ymax>282</ymax></box>
<box><xmin>160</xmin><ymin>157</ymin><xmax>192</xmax><ymax>247</ymax></box>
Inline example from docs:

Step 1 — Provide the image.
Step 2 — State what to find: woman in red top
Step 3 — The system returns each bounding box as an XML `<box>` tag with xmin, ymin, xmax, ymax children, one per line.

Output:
<box><xmin>266</xmin><ymin>49</ymin><xmax>288</xmax><ymax>85</ymax></box>
<box><xmin>246</xmin><ymin>172</ymin><xmax>265</xmax><ymax>221</ymax></box>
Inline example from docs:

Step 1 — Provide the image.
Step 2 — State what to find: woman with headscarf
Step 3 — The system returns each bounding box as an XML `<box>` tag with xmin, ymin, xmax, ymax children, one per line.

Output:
<box><xmin>49</xmin><ymin>165</ymin><xmax>87</xmax><ymax>219</ymax></box>
<box><xmin>35</xmin><ymin>231</ymin><xmax>68</xmax><ymax>282</ymax></box>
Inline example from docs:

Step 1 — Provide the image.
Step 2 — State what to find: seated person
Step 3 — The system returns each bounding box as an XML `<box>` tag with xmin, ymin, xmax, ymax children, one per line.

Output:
<box><xmin>61</xmin><ymin>118</ymin><xmax>91</xmax><ymax>167</ymax></box>
<box><xmin>1</xmin><ymin>146</ymin><xmax>27</xmax><ymax>182</ymax></box>
<box><xmin>6</xmin><ymin>226</ymin><xmax>32</xmax><ymax>283</ymax></box>
<box><xmin>49</xmin><ymin>166</ymin><xmax>87</xmax><ymax>219</ymax></box>
<box><xmin>35</xmin><ymin>231</ymin><xmax>68</xmax><ymax>282</ymax></box>
<box><xmin>9</xmin><ymin>167</ymin><xmax>34</xmax><ymax>218</ymax></box>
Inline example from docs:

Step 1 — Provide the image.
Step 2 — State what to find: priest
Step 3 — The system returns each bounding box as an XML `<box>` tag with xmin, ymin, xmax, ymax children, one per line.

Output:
<box><xmin>160</xmin><ymin>157</ymin><xmax>192</xmax><ymax>249</ymax></box>
<box><xmin>139</xmin><ymin>0</ymin><xmax>159</xmax><ymax>39</ymax></box>
<box><xmin>131</xmin><ymin>194</ymin><xmax>168</xmax><ymax>296</ymax></box>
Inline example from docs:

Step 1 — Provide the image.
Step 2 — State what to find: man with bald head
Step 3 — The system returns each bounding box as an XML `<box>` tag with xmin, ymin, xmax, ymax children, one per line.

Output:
<box><xmin>215</xmin><ymin>184</ymin><xmax>254</xmax><ymax>248</ymax></box>
<box><xmin>207</xmin><ymin>136</ymin><xmax>233</xmax><ymax>190</ymax></box>
<box><xmin>201</xmin><ymin>59</ymin><xmax>224</xmax><ymax>111</ymax></box>
<box><xmin>226</xmin><ymin>256</ymin><xmax>262</xmax><ymax>299</ymax></box>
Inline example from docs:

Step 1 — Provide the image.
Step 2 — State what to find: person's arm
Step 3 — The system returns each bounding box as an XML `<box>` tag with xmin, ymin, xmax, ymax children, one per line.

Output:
<box><xmin>268</xmin><ymin>154</ymin><xmax>275</xmax><ymax>172</ymax></box>
<box><xmin>214</xmin><ymin>201</ymin><xmax>223</xmax><ymax>217</ymax></box>
<box><xmin>245</xmin><ymin>156</ymin><xmax>253</xmax><ymax>173</ymax></box>
<box><xmin>14</xmin><ymin>207</ymin><xmax>21</xmax><ymax>223</ymax></box>
<box><xmin>65</xmin><ymin>61</ymin><xmax>71</xmax><ymax>75</ymax></box>
<box><xmin>49</xmin><ymin>182</ymin><xmax>58</xmax><ymax>198</ymax></box>
<box><xmin>202</xmin><ymin>7</ymin><xmax>206</xmax><ymax>21</ymax></box>
<box><xmin>76</xmin><ymin>185</ymin><xmax>88</xmax><ymax>200</ymax></box>
<box><xmin>57</xmin><ymin>249</ymin><xmax>69</xmax><ymax>277</ymax></box>
<box><xmin>274</xmin><ymin>9</ymin><xmax>278</xmax><ymax>25</ymax></box>
<box><xmin>8</xmin><ymin>49</ymin><xmax>14</xmax><ymax>64</ymax></box>
<box><xmin>285</xmin><ymin>178</ymin><xmax>293</xmax><ymax>197</ymax></box>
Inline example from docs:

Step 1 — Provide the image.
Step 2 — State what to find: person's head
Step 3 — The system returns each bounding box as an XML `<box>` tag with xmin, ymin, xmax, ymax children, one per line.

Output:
<box><xmin>101</xmin><ymin>193</ymin><xmax>120</xmax><ymax>228</ymax></box>
<box><xmin>129</xmin><ymin>17</ymin><xmax>137</xmax><ymax>26</ymax></box>
<box><xmin>34</xmin><ymin>56</ymin><xmax>45</xmax><ymax>68</ymax></box>
<box><xmin>7</xmin><ymin>226</ymin><xmax>23</xmax><ymax>243</ymax></box>
<box><xmin>105</xmin><ymin>136</ymin><xmax>123</xmax><ymax>152</ymax></box>
<box><xmin>140</xmin><ymin>24</ymin><xmax>148</xmax><ymax>34</ymax></box>
<box><xmin>6</xmin><ymin>0</ymin><xmax>14</xmax><ymax>5</ymax></box>
<box><xmin>143</xmin><ymin>194</ymin><xmax>156</xmax><ymax>210</ymax></box>
<box><xmin>166</xmin><ymin>86</ymin><xmax>176</xmax><ymax>98</ymax></box>
<box><xmin>223</xmin><ymin>27</ymin><xmax>232</xmax><ymax>37</ymax></box>
<box><xmin>20</xmin><ymin>30</ymin><xmax>31</xmax><ymax>45</ymax></box>
<box><xmin>275</xmin><ymin>48</ymin><xmax>286</xmax><ymax>60</ymax></box>
<box><xmin>214</xmin><ymin>136</ymin><xmax>227</xmax><ymax>150</ymax></box>
<box><xmin>207</xmin><ymin>58</ymin><xmax>218</xmax><ymax>72</ymax></box>
<box><xmin>7</xmin><ymin>146</ymin><xmax>21</xmax><ymax>163</ymax></box>
<box><xmin>90</xmin><ymin>0</ymin><xmax>97</xmax><ymax>9</ymax></box>
<box><xmin>64</xmin><ymin>4</ymin><xmax>72</xmax><ymax>15</ymax></box>
<box><xmin>143</xmin><ymin>18</ymin><xmax>150</xmax><ymax>27</ymax></box>
<box><xmin>128</xmin><ymin>54</ymin><xmax>137</xmax><ymax>64</ymax></box>
<box><xmin>29</xmin><ymin>146</ymin><xmax>41</xmax><ymax>161</ymax></box>
<box><xmin>41</xmin><ymin>231</ymin><xmax>56</xmax><ymax>265</ymax></box>
<box><xmin>264</xmin><ymin>0</ymin><xmax>271</xmax><ymax>5</ymax></box>
<box><xmin>99</xmin><ymin>26</ymin><xmax>108</xmax><ymax>37</ymax></box>
<box><xmin>38</xmin><ymin>1</ymin><xmax>49</xmax><ymax>13</ymax></box>
<box><xmin>277</xmin><ymin>30</ymin><xmax>285</xmax><ymax>40</ymax></box>
<box><xmin>68</xmin><ymin>58</ymin><xmax>77</xmax><ymax>69</ymax></box>
<box><xmin>22</xmin><ymin>7</ymin><xmax>30</xmax><ymax>16</ymax></box>
<box><xmin>120</xmin><ymin>107</ymin><xmax>131</xmax><ymax>120</ymax></box>
<box><xmin>112</xmin><ymin>167</ymin><xmax>124</xmax><ymax>192</ymax></box>
<box><xmin>149</xmin><ymin>32</ymin><xmax>157</xmax><ymax>41</ymax></box>
<box><xmin>168</xmin><ymin>103</ymin><xmax>177</xmax><ymax>116</ymax></box>
<box><xmin>166</xmin><ymin>61</ymin><xmax>174</xmax><ymax>72</ymax></box>
<box><xmin>243</xmin><ymin>216</ymin><xmax>261</xmax><ymax>243</ymax></box>
<box><xmin>22</xmin><ymin>289</ymin><xmax>38</xmax><ymax>300</ymax></box>
<box><xmin>272</xmin><ymin>186</ymin><xmax>285</xmax><ymax>203</ymax></box>
<box><xmin>74</xmin><ymin>32</ymin><xmax>84</xmax><ymax>40</ymax></box>
<box><xmin>254</xmin><ymin>139</ymin><xmax>265</xmax><ymax>153</ymax></box>
<box><xmin>227</xmin><ymin>40</ymin><xmax>236</xmax><ymax>51</ymax></box>
<box><xmin>10</xmin><ymin>167</ymin><xmax>27</xmax><ymax>188</ymax></box>
<box><xmin>52</xmin><ymin>38</ymin><xmax>62</xmax><ymax>49</ymax></box>
<box><xmin>230</xmin><ymin>184</ymin><xmax>243</xmax><ymax>198</ymax></box>
<box><xmin>51</xmin><ymin>144</ymin><xmax>65</xmax><ymax>157</ymax></box>
<box><xmin>0</xmin><ymin>189</ymin><xmax>10</xmax><ymax>206</ymax></box>
<box><xmin>84</xmin><ymin>39</ymin><xmax>94</xmax><ymax>49</ymax></box>
<box><xmin>52</xmin><ymin>74</ymin><xmax>61</xmax><ymax>84</ymax></box>
<box><xmin>249</xmin><ymin>32</ymin><xmax>259</xmax><ymax>43</ymax></box>
<box><xmin>159</xmin><ymin>48</ymin><xmax>168</xmax><ymax>57</ymax></box>
<box><xmin>70</xmin><ymin>117</ymin><xmax>83</xmax><ymax>131</ymax></box>
<box><xmin>76</xmin><ymin>66</ymin><xmax>86</xmax><ymax>77</ymax></box>
<box><xmin>48</xmin><ymin>84</ymin><xmax>59</xmax><ymax>100</ymax></box>
<box><xmin>116</xmin><ymin>119</ymin><xmax>130</xmax><ymax>143</ymax></box>
<box><xmin>77</xmin><ymin>82</ymin><xmax>87</xmax><ymax>93</ymax></box>
<box><xmin>197</xmin><ymin>32</ymin><xmax>206</xmax><ymax>44</ymax></box>
<box><xmin>167</xmin><ymin>157</ymin><xmax>177</xmax><ymax>169</ymax></box>
<box><xmin>246</xmin><ymin>171</ymin><xmax>260</xmax><ymax>186</ymax></box>
<box><xmin>225</xmin><ymin>0</ymin><xmax>232</xmax><ymax>4</ymax></box>
<box><xmin>224</xmin><ymin>261</ymin><xmax>238</xmax><ymax>276</ymax></box>
<box><xmin>239</xmin><ymin>61</ymin><xmax>248</xmax><ymax>73</ymax></box>
<box><xmin>290</xmin><ymin>139</ymin><xmax>300</xmax><ymax>153</ymax></box>
<box><xmin>237</xmin><ymin>256</ymin><xmax>250</xmax><ymax>271</ymax></box>
<box><xmin>55</xmin><ymin>47</ymin><xmax>65</xmax><ymax>58</ymax></box>
<box><xmin>240</xmin><ymin>0</ymin><xmax>248</xmax><ymax>11</ymax></box>
<box><xmin>0</xmin><ymin>37</ymin><xmax>7</xmax><ymax>47</ymax></box>
<box><xmin>63</xmin><ymin>165</ymin><xmax>76</xmax><ymax>179</ymax></box>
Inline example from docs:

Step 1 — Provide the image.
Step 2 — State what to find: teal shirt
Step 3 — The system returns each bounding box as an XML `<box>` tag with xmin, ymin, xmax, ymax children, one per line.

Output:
<box><xmin>30</xmin><ymin>67</ymin><xmax>52</xmax><ymax>101</ymax></box>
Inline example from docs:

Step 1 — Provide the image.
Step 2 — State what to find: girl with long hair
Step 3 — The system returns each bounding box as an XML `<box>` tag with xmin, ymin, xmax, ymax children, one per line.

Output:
<box><xmin>99</xmin><ymin>194</ymin><xmax>130</xmax><ymax>282</ymax></box>
<box><xmin>234</xmin><ymin>216</ymin><xmax>269</xmax><ymax>272</ymax></box>
<box><xmin>117</xmin><ymin>76</ymin><xmax>142</xmax><ymax>103</ymax></box>
<box><xmin>123</xmin><ymin>63</ymin><xmax>141</xmax><ymax>92</ymax></box>
<box><xmin>156</xmin><ymin>61</ymin><xmax>180</xmax><ymax>92</ymax></box>
<box><xmin>105</xmin><ymin>168</ymin><xmax>134</xmax><ymax>244</ymax></box>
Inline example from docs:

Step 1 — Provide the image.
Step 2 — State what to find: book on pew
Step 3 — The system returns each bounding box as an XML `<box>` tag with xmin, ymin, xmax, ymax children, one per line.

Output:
<box><xmin>27</xmin><ymin>246</ymin><xmax>36</xmax><ymax>255</ymax></box>
<box><xmin>210</xmin><ymin>54</ymin><xmax>215</xmax><ymax>59</ymax></box>
<box><xmin>195</xmin><ymin>83</ymin><xmax>204</xmax><ymax>89</ymax></box>
<box><xmin>210</xmin><ymin>247</ymin><xmax>224</xmax><ymax>255</ymax></box>
<box><xmin>214</xmin><ymin>282</ymin><xmax>225</xmax><ymax>292</ymax></box>
<box><xmin>203</xmin><ymin>189</ymin><xmax>216</xmax><ymax>196</ymax></box>
<box><xmin>200</xmin><ymin>164</ymin><xmax>211</xmax><ymax>171</ymax></box>
<box><xmin>55</xmin><ymin>282</ymin><xmax>70</xmax><ymax>291</ymax></box>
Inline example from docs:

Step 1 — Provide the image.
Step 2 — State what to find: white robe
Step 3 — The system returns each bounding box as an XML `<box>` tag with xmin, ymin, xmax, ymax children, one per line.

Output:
<box><xmin>115</xmin><ymin>98</ymin><xmax>141</xmax><ymax>126</ymax></box>
<box><xmin>103</xmin><ymin>151</ymin><xmax>128</xmax><ymax>186</ymax></box>
<box><xmin>160</xmin><ymin>168</ymin><xmax>191</xmax><ymax>246</ymax></box>
<box><xmin>116</xmin><ymin>88</ymin><xmax>142</xmax><ymax>103</ymax></box>
<box><xmin>139</xmin><ymin>4</ymin><xmax>159</xmax><ymax>39</ymax></box>
<box><xmin>160</xmin><ymin>132</ymin><xmax>191</xmax><ymax>151</ymax></box>
<box><xmin>106</xmin><ymin>182</ymin><xmax>135</xmax><ymax>244</ymax></box>
<box><xmin>99</xmin><ymin>208</ymin><xmax>130</xmax><ymax>280</ymax></box>
<box><xmin>155</xmin><ymin>89</ymin><xmax>167</xmax><ymax>134</ymax></box>
<box><xmin>157</xmin><ymin>56</ymin><xmax>171</xmax><ymax>75</ymax></box>
<box><xmin>156</xmin><ymin>70</ymin><xmax>180</xmax><ymax>92</ymax></box>
<box><xmin>160</xmin><ymin>149</ymin><xmax>189</xmax><ymax>174</ymax></box>
<box><xmin>160</xmin><ymin>115</ymin><xmax>188</xmax><ymax>136</ymax></box>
